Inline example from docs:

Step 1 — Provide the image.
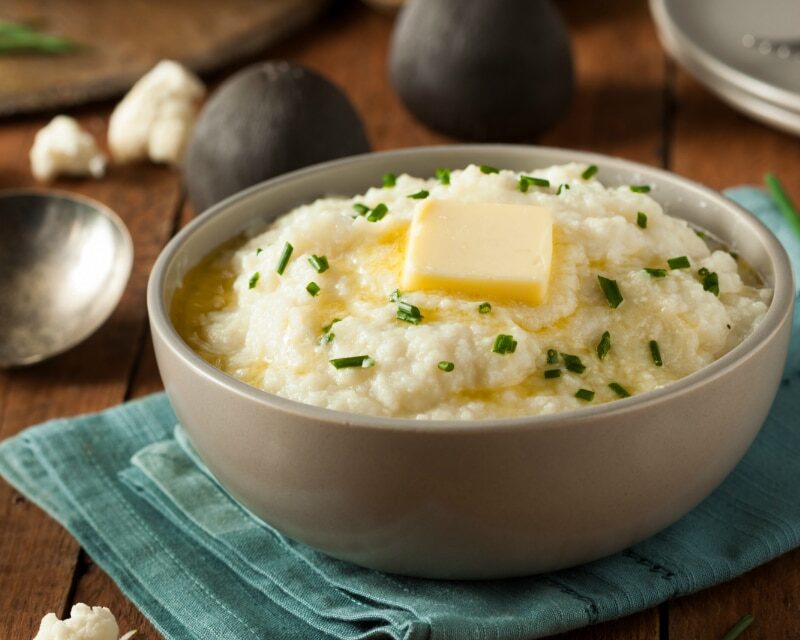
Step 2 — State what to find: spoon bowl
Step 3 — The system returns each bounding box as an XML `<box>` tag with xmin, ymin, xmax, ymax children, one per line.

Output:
<box><xmin>0</xmin><ymin>190</ymin><xmax>133</xmax><ymax>368</ymax></box>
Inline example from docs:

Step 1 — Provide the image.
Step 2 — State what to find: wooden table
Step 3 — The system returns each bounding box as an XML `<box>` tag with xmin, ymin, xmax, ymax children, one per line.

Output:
<box><xmin>2</xmin><ymin>1</ymin><xmax>799</xmax><ymax>637</ymax></box>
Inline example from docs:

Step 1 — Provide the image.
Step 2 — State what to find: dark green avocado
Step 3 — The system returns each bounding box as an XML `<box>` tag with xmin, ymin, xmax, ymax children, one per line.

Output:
<box><xmin>185</xmin><ymin>62</ymin><xmax>371</xmax><ymax>213</ymax></box>
<box><xmin>389</xmin><ymin>0</ymin><xmax>574</xmax><ymax>141</ymax></box>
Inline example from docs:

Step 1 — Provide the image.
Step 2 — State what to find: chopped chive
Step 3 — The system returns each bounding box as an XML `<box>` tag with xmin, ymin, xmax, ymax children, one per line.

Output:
<box><xmin>644</xmin><ymin>267</ymin><xmax>667</xmax><ymax>278</ymax></box>
<box><xmin>596</xmin><ymin>331</ymin><xmax>611</xmax><ymax>360</ymax></box>
<box><xmin>546</xmin><ymin>348</ymin><xmax>558</xmax><ymax>365</ymax></box>
<box><xmin>256</xmin><ymin>247</ymin><xmax>263</xmax><ymax>255</ymax></box>
<box><xmin>575</xmin><ymin>388</ymin><xmax>595</xmax><ymax>401</ymax></box>
<box><xmin>438</xmin><ymin>360</ymin><xmax>455</xmax><ymax>372</ymax></box>
<box><xmin>556</xmin><ymin>183</ymin><xmax>571</xmax><ymax>195</ymax></box>
<box><xmin>366</xmin><ymin>203</ymin><xmax>388</xmax><ymax>222</ymax></box>
<box><xmin>478</xmin><ymin>302</ymin><xmax>492</xmax><ymax>314</ymax></box>
<box><xmin>382</xmin><ymin>173</ymin><xmax>397</xmax><ymax>187</ymax></box>
<box><xmin>276</xmin><ymin>242</ymin><xmax>293</xmax><ymax>275</ymax></box>
<box><xmin>319</xmin><ymin>331</ymin><xmax>335</xmax><ymax>345</ymax></box>
<box><xmin>493</xmin><ymin>334</ymin><xmax>517</xmax><ymax>354</ymax></box>
<box><xmin>649</xmin><ymin>340</ymin><xmax>663</xmax><ymax>367</ymax></box>
<box><xmin>765</xmin><ymin>173</ymin><xmax>800</xmax><ymax>241</ymax></box>
<box><xmin>699</xmin><ymin>269</ymin><xmax>720</xmax><ymax>296</ymax></box>
<box><xmin>408</xmin><ymin>190</ymin><xmax>429</xmax><ymax>199</ymax></box>
<box><xmin>544</xmin><ymin>368</ymin><xmax>561</xmax><ymax>379</ymax></box>
<box><xmin>729</xmin><ymin>251</ymin><xmax>739</xmax><ymax>260</ymax></box>
<box><xmin>598</xmin><ymin>275</ymin><xmax>624</xmax><ymax>308</ymax></box>
<box><xmin>435</xmin><ymin>168</ymin><xmax>451</xmax><ymax>185</ymax></box>
<box><xmin>720</xmin><ymin>614</ymin><xmax>754</xmax><ymax>640</ymax></box>
<box><xmin>480</xmin><ymin>164</ymin><xmax>499</xmax><ymax>174</ymax></box>
<box><xmin>630</xmin><ymin>184</ymin><xmax>651</xmax><ymax>193</ymax></box>
<box><xmin>582</xmin><ymin>165</ymin><xmax>598</xmax><ymax>180</ymax></box>
<box><xmin>608</xmin><ymin>382</ymin><xmax>630</xmax><ymax>398</ymax></box>
<box><xmin>389</xmin><ymin>289</ymin><xmax>402</xmax><ymax>303</ymax></box>
<box><xmin>306</xmin><ymin>281</ymin><xmax>320</xmax><ymax>296</ymax></box>
<box><xmin>695</xmin><ymin>229</ymin><xmax>706</xmax><ymax>239</ymax></box>
<box><xmin>321</xmin><ymin>318</ymin><xmax>341</xmax><ymax>334</ymax></box>
<box><xmin>330</xmin><ymin>355</ymin><xmax>374</xmax><ymax>369</ymax></box>
<box><xmin>396</xmin><ymin>300</ymin><xmax>423</xmax><ymax>324</ymax></box>
<box><xmin>518</xmin><ymin>175</ymin><xmax>550</xmax><ymax>192</ymax></box>
<box><xmin>637</xmin><ymin>211</ymin><xmax>648</xmax><ymax>228</ymax></box>
<box><xmin>308</xmin><ymin>254</ymin><xmax>329</xmax><ymax>273</ymax></box>
<box><xmin>560</xmin><ymin>353</ymin><xmax>586</xmax><ymax>374</ymax></box>
<box><xmin>248</xmin><ymin>272</ymin><xmax>260</xmax><ymax>289</ymax></box>
<box><xmin>667</xmin><ymin>255</ymin><xmax>690</xmax><ymax>270</ymax></box>
<box><xmin>353</xmin><ymin>203</ymin><xmax>370</xmax><ymax>215</ymax></box>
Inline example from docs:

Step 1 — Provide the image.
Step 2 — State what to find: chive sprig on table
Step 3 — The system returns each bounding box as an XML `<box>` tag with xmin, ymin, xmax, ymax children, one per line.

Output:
<box><xmin>765</xmin><ymin>173</ymin><xmax>800</xmax><ymax>241</ymax></box>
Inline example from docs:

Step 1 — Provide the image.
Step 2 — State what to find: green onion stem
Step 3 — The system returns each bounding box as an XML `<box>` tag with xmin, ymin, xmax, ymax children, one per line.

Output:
<box><xmin>720</xmin><ymin>614</ymin><xmax>754</xmax><ymax>640</ymax></box>
<box><xmin>765</xmin><ymin>173</ymin><xmax>800</xmax><ymax>241</ymax></box>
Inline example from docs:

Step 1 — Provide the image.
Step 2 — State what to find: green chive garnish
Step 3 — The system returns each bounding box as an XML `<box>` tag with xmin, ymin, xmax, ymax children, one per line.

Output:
<box><xmin>668</xmin><ymin>256</ymin><xmax>690</xmax><ymax>270</ymax></box>
<box><xmin>306</xmin><ymin>281</ymin><xmax>320</xmax><ymax>296</ymax></box>
<box><xmin>256</xmin><ymin>247</ymin><xmax>263</xmax><ymax>255</ymax></box>
<box><xmin>637</xmin><ymin>212</ymin><xmax>648</xmax><ymax>228</ymax></box>
<box><xmin>630</xmin><ymin>184</ymin><xmax>651</xmax><ymax>193</ymax></box>
<box><xmin>608</xmin><ymin>382</ymin><xmax>630</xmax><ymax>398</ymax></box>
<box><xmin>546</xmin><ymin>349</ymin><xmax>558</xmax><ymax>365</ymax></box>
<box><xmin>575</xmin><ymin>388</ymin><xmax>595</xmax><ymax>401</ymax></box>
<box><xmin>596</xmin><ymin>331</ymin><xmax>611</xmax><ymax>360</ymax></box>
<box><xmin>319</xmin><ymin>332</ymin><xmax>335</xmax><ymax>345</ymax></box>
<box><xmin>322</xmin><ymin>318</ymin><xmax>341</xmax><ymax>334</ymax></box>
<box><xmin>435</xmin><ymin>168</ymin><xmax>451</xmax><ymax>185</ymax></box>
<box><xmin>729</xmin><ymin>251</ymin><xmax>739</xmax><ymax>261</ymax></box>
<box><xmin>276</xmin><ymin>242</ymin><xmax>293</xmax><ymax>275</ymax></box>
<box><xmin>480</xmin><ymin>164</ymin><xmax>499</xmax><ymax>174</ymax></box>
<box><xmin>598</xmin><ymin>275</ymin><xmax>623</xmax><ymax>308</ymax></box>
<box><xmin>695</xmin><ymin>229</ymin><xmax>706</xmax><ymax>239</ymax></box>
<box><xmin>382</xmin><ymin>173</ymin><xmax>397</xmax><ymax>187</ymax></box>
<box><xmin>438</xmin><ymin>361</ymin><xmax>455</xmax><ymax>372</ymax></box>
<box><xmin>389</xmin><ymin>289</ymin><xmax>402</xmax><ymax>303</ymax></box>
<box><xmin>556</xmin><ymin>183</ymin><xmax>570</xmax><ymax>195</ymax></box>
<box><xmin>644</xmin><ymin>267</ymin><xmax>667</xmax><ymax>278</ymax></box>
<box><xmin>582</xmin><ymin>165</ymin><xmax>598</xmax><ymax>180</ymax></box>
<box><xmin>308</xmin><ymin>254</ymin><xmax>329</xmax><ymax>273</ymax></box>
<box><xmin>518</xmin><ymin>175</ymin><xmax>550</xmax><ymax>192</ymax></box>
<box><xmin>248</xmin><ymin>272</ymin><xmax>260</xmax><ymax>289</ymax></box>
<box><xmin>367</xmin><ymin>203</ymin><xmax>388</xmax><ymax>222</ymax></box>
<box><xmin>408</xmin><ymin>190</ymin><xmax>429</xmax><ymax>199</ymax></box>
<box><xmin>560</xmin><ymin>353</ymin><xmax>586</xmax><ymax>374</ymax></box>
<box><xmin>478</xmin><ymin>302</ymin><xmax>492</xmax><ymax>314</ymax></box>
<box><xmin>544</xmin><ymin>369</ymin><xmax>561</xmax><ymax>379</ymax></box>
<box><xmin>330</xmin><ymin>355</ymin><xmax>374</xmax><ymax>369</ymax></box>
<box><xmin>720</xmin><ymin>614</ymin><xmax>754</xmax><ymax>640</ymax></box>
<box><xmin>353</xmin><ymin>203</ymin><xmax>370</xmax><ymax>216</ymax></box>
<box><xmin>765</xmin><ymin>173</ymin><xmax>800</xmax><ymax>241</ymax></box>
<box><xmin>649</xmin><ymin>340</ymin><xmax>663</xmax><ymax>367</ymax></box>
<box><xmin>397</xmin><ymin>301</ymin><xmax>423</xmax><ymax>324</ymax></box>
<box><xmin>493</xmin><ymin>334</ymin><xmax>517</xmax><ymax>354</ymax></box>
<box><xmin>699</xmin><ymin>268</ymin><xmax>719</xmax><ymax>295</ymax></box>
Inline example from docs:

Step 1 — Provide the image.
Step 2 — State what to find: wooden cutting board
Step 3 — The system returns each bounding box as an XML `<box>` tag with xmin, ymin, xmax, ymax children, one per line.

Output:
<box><xmin>0</xmin><ymin>0</ymin><xmax>328</xmax><ymax>117</ymax></box>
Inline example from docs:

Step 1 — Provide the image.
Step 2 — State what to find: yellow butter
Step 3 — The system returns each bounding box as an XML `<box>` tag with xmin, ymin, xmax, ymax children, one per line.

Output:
<box><xmin>400</xmin><ymin>200</ymin><xmax>553</xmax><ymax>305</ymax></box>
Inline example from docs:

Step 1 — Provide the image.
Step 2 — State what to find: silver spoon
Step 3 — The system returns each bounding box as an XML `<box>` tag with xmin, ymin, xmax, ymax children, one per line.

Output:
<box><xmin>0</xmin><ymin>190</ymin><xmax>133</xmax><ymax>367</ymax></box>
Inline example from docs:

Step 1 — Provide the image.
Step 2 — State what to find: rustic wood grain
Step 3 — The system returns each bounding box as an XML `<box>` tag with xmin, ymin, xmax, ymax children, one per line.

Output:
<box><xmin>663</xmin><ymin>67</ymin><xmax>800</xmax><ymax>639</ymax></box>
<box><xmin>0</xmin><ymin>0</ymin><xmax>328</xmax><ymax>116</ymax></box>
<box><xmin>0</xmin><ymin>107</ymin><xmax>182</xmax><ymax>637</ymax></box>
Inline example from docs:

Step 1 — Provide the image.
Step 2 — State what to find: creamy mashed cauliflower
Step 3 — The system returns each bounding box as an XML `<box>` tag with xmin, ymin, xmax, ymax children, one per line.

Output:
<box><xmin>171</xmin><ymin>164</ymin><xmax>770</xmax><ymax>419</ymax></box>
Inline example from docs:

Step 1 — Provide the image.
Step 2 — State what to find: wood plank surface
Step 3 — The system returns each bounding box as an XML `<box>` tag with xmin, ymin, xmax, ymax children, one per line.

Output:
<box><xmin>1</xmin><ymin>0</ymin><xmax>798</xmax><ymax>638</ymax></box>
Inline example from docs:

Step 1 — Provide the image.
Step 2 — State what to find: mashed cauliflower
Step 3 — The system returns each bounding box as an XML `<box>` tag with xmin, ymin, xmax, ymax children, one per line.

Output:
<box><xmin>171</xmin><ymin>164</ymin><xmax>769</xmax><ymax>419</ymax></box>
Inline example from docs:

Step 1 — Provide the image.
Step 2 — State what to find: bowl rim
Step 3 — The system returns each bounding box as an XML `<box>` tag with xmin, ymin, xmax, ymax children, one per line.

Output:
<box><xmin>148</xmin><ymin>144</ymin><xmax>795</xmax><ymax>434</ymax></box>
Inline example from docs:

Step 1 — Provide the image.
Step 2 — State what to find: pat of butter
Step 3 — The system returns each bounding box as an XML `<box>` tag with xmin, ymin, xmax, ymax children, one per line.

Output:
<box><xmin>401</xmin><ymin>200</ymin><xmax>553</xmax><ymax>305</ymax></box>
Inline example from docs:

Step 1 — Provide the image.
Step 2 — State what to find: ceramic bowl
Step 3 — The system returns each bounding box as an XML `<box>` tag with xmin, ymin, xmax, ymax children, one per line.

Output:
<box><xmin>147</xmin><ymin>146</ymin><xmax>794</xmax><ymax>579</ymax></box>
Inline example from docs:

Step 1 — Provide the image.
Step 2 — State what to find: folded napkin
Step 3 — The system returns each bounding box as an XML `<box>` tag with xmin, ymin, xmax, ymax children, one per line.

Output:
<box><xmin>1</xmin><ymin>187</ymin><xmax>798</xmax><ymax>640</ymax></box>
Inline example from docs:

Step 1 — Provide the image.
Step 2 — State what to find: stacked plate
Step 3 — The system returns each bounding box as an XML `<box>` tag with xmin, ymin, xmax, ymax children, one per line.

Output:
<box><xmin>650</xmin><ymin>0</ymin><xmax>800</xmax><ymax>136</ymax></box>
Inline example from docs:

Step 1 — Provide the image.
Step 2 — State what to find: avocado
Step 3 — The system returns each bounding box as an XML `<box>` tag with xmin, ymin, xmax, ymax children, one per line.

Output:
<box><xmin>186</xmin><ymin>62</ymin><xmax>370</xmax><ymax>212</ymax></box>
<box><xmin>389</xmin><ymin>0</ymin><xmax>574</xmax><ymax>141</ymax></box>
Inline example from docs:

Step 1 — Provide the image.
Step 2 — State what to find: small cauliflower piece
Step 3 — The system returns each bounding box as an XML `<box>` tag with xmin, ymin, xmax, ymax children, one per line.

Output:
<box><xmin>33</xmin><ymin>603</ymin><xmax>135</xmax><ymax>640</ymax></box>
<box><xmin>109</xmin><ymin>59</ymin><xmax>205</xmax><ymax>165</ymax></box>
<box><xmin>30</xmin><ymin>116</ymin><xmax>107</xmax><ymax>182</ymax></box>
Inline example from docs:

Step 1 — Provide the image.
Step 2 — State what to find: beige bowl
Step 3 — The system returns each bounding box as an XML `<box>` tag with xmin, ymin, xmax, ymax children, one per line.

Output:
<box><xmin>148</xmin><ymin>146</ymin><xmax>794</xmax><ymax>579</ymax></box>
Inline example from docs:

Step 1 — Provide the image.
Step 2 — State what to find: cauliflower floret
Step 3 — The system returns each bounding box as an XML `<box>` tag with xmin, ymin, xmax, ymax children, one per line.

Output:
<box><xmin>108</xmin><ymin>59</ymin><xmax>205</xmax><ymax>165</ymax></box>
<box><xmin>33</xmin><ymin>603</ymin><xmax>135</xmax><ymax>640</ymax></box>
<box><xmin>29</xmin><ymin>116</ymin><xmax>107</xmax><ymax>182</ymax></box>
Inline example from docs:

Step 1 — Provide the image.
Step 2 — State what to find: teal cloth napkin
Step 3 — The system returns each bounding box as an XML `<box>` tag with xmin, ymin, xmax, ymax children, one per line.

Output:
<box><xmin>1</xmin><ymin>187</ymin><xmax>798</xmax><ymax>640</ymax></box>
